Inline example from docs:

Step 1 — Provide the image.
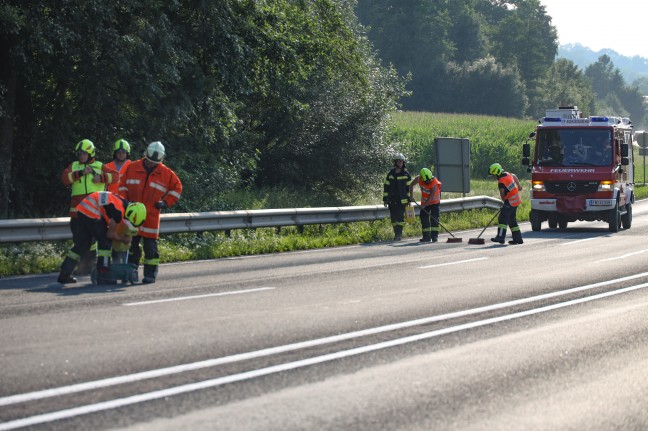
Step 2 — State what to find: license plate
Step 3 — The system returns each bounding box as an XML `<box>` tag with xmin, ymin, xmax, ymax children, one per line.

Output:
<box><xmin>589</xmin><ymin>200</ymin><xmax>611</xmax><ymax>206</ymax></box>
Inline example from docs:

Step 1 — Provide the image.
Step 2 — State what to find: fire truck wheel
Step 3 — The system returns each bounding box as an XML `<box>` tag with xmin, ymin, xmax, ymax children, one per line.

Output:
<box><xmin>548</xmin><ymin>215</ymin><xmax>558</xmax><ymax>229</ymax></box>
<box><xmin>608</xmin><ymin>202</ymin><xmax>620</xmax><ymax>233</ymax></box>
<box><xmin>530</xmin><ymin>209</ymin><xmax>542</xmax><ymax>232</ymax></box>
<box><xmin>558</xmin><ymin>216</ymin><xmax>568</xmax><ymax>230</ymax></box>
<box><xmin>621</xmin><ymin>202</ymin><xmax>632</xmax><ymax>229</ymax></box>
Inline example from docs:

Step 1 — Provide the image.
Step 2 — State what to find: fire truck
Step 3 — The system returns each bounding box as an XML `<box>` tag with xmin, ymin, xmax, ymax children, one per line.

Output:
<box><xmin>522</xmin><ymin>106</ymin><xmax>634</xmax><ymax>232</ymax></box>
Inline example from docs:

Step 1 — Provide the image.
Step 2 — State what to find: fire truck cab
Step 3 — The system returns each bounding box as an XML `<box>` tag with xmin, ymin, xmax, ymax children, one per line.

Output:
<box><xmin>522</xmin><ymin>106</ymin><xmax>634</xmax><ymax>232</ymax></box>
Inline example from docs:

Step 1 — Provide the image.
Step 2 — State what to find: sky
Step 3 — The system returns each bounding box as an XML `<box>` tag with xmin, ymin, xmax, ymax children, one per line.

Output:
<box><xmin>539</xmin><ymin>0</ymin><xmax>648</xmax><ymax>59</ymax></box>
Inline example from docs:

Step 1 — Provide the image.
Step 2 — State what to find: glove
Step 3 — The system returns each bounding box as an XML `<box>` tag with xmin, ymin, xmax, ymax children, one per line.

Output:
<box><xmin>383</xmin><ymin>201</ymin><xmax>388</xmax><ymax>207</ymax></box>
<box><xmin>155</xmin><ymin>201</ymin><xmax>168</xmax><ymax>210</ymax></box>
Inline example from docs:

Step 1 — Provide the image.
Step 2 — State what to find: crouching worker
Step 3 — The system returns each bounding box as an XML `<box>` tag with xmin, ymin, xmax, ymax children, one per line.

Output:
<box><xmin>57</xmin><ymin>192</ymin><xmax>147</xmax><ymax>284</ymax></box>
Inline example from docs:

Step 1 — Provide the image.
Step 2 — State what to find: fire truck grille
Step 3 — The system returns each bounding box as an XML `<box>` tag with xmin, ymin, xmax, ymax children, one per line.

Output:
<box><xmin>544</xmin><ymin>181</ymin><xmax>599</xmax><ymax>194</ymax></box>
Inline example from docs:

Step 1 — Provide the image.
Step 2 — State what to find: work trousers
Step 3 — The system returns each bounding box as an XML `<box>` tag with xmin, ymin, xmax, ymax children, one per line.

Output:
<box><xmin>420</xmin><ymin>204</ymin><xmax>440</xmax><ymax>239</ymax></box>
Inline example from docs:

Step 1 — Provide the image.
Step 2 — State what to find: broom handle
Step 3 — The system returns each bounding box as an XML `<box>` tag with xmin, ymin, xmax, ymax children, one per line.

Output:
<box><xmin>411</xmin><ymin>200</ymin><xmax>457</xmax><ymax>238</ymax></box>
<box><xmin>475</xmin><ymin>208</ymin><xmax>501</xmax><ymax>239</ymax></box>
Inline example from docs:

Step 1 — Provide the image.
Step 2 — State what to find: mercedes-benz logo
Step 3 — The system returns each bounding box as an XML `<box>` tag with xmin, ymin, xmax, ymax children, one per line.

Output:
<box><xmin>567</xmin><ymin>182</ymin><xmax>577</xmax><ymax>192</ymax></box>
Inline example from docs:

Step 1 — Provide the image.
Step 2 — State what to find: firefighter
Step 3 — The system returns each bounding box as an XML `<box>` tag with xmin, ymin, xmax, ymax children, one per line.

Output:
<box><xmin>61</xmin><ymin>139</ymin><xmax>118</xmax><ymax>274</ymax></box>
<box><xmin>383</xmin><ymin>152</ymin><xmax>411</xmax><ymax>241</ymax></box>
<box><xmin>409</xmin><ymin>168</ymin><xmax>442</xmax><ymax>242</ymax></box>
<box><xmin>57</xmin><ymin>192</ymin><xmax>147</xmax><ymax>284</ymax></box>
<box><xmin>118</xmin><ymin>141</ymin><xmax>182</xmax><ymax>283</ymax></box>
<box><xmin>105</xmin><ymin>139</ymin><xmax>132</xmax><ymax>194</ymax></box>
<box><xmin>489</xmin><ymin>163</ymin><xmax>523</xmax><ymax>245</ymax></box>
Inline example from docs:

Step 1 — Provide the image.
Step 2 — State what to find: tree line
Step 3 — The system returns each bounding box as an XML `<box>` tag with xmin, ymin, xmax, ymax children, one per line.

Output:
<box><xmin>357</xmin><ymin>0</ymin><xmax>647</xmax><ymax>123</ymax></box>
<box><xmin>1</xmin><ymin>0</ymin><xmax>646</xmax><ymax>219</ymax></box>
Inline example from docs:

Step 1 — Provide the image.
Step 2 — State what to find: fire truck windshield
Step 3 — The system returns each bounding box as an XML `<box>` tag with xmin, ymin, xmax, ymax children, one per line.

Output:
<box><xmin>537</xmin><ymin>129</ymin><xmax>613</xmax><ymax>166</ymax></box>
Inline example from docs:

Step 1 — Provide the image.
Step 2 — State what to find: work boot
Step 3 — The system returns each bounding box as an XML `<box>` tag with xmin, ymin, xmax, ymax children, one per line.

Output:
<box><xmin>57</xmin><ymin>274</ymin><xmax>77</xmax><ymax>284</ymax></box>
<box><xmin>419</xmin><ymin>232</ymin><xmax>431</xmax><ymax>243</ymax></box>
<box><xmin>57</xmin><ymin>257</ymin><xmax>78</xmax><ymax>284</ymax></box>
<box><xmin>431</xmin><ymin>234</ymin><xmax>438</xmax><ymax>243</ymax></box>
<box><xmin>142</xmin><ymin>264</ymin><xmax>158</xmax><ymax>284</ymax></box>
<box><xmin>510</xmin><ymin>230</ymin><xmax>523</xmax><ymax>245</ymax></box>
<box><xmin>393</xmin><ymin>225</ymin><xmax>403</xmax><ymax>241</ymax></box>
<box><xmin>491</xmin><ymin>227</ymin><xmax>506</xmax><ymax>244</ymax></box>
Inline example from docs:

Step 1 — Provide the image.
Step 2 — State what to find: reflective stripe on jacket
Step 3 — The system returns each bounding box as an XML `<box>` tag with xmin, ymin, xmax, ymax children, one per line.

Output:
<box><xmin>61</xmin><ymin>160</ymin><xmax>117</xmax><ymax>217</ymax></box>
<box><xmin>418</xmin><ymin>176</ymin><xmax>441</xmax><ymax>206</ymax></box>
<box><xmin>499</xmin><ymin>173</ymin><xmax>521</xmax><ymax>207</ymax></box>
<box><xmin>383</xmin><ymin>168</ymin><xmax>412</xmax><ymax>205</ymax></box>
<box><xmin>118</xmin><ymin>159</ymin><xmax>182</xmax><ymax>239</ymax></box>
<box><xmin>76</xmin><ymin>191</ymin><xmax>126</xmax><ymax>224</ymax></box>
<box><xmin>68</xmin><ymin>161</ymin><xmax>107</xmax><ymax>196</ymax></box>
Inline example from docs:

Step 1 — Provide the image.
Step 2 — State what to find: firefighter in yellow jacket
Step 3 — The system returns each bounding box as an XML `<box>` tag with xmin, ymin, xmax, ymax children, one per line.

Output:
<box><xmin>60</xmin><ymin>139</ymin><xmax>118</xmax><ymax>273</ymax></box>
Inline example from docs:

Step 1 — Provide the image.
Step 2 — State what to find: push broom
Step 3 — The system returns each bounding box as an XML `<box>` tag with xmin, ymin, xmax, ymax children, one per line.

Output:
<box><xmin>412</xmin><ymin>201</ymin><xmax>463</xmax><ymax>243</ymax></box>
<box><xmin>468</xmin><ymin>208</ymin><xmax>501</xmax><ymax>245</ymax></box>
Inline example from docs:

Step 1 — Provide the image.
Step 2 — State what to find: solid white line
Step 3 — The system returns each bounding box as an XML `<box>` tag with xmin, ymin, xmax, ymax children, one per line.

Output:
<box><xmin>122</xmin><ymin>287</ymin><xmax>276</xmax><ymax>306</ymax></box>
<box><xmin>4</xmin><ymin>271</ymin><xmax>648</xmax><ymax>409</ymax></box>
<box><xmin>418</xmin><ymin>257</ymin><xmax>487</xmax><ymax>269</ymax></box>
<box><xmin>2</xmin><ymin>281</ymin><xmax>647</xmax><ymax>431</ymax></box>
<box><xmin>595</xmin><ymin>249</ymin><xmax>648</xmax><ymax>263</ymax></box>
<box><xmin>559</xmin><ymin>237</ymin><xmax>599</xmax><ymax>246</ymax></box>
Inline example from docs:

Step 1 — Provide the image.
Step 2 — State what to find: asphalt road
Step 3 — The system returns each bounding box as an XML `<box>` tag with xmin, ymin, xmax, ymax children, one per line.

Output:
<box><xmin>2</xmin><ymin>200</ymin><xmax>648</xmax><ymax>430</ymax></box>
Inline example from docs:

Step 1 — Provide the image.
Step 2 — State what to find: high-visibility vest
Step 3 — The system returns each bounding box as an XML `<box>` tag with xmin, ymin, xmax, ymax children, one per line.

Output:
<box><xmin>499</xmin><ymin>173</ymin><xmax>521</xmax><ymax>207</ymax></box>
<box><xmin>418</xmin><ymin>176</ymin><xmax>441</xmax><ymax>206</ymax></box>
<box><xmin>69</xmin><ymin>161</ymin><xmax>106</xmax><ymax>196</ymax></box>
<box><xmin>76</xmin><ymin>191</ymin><xmax>126</xmax><ymax>224</ymax></box>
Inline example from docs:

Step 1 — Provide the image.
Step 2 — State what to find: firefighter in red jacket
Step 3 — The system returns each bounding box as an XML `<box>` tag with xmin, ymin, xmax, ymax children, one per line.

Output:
<box><xmin>489</xmin><ymin>163</ymin><xmax>523</xmax><ymax>245</ymax></box>
<box><xmin>61</xmin><ymin>139</ymin><xmax>118</xmax><ymax>273</ymax></box>
<box><xmin>104</xmin><ymin>139</ymin><xmax>132</xmax><ymax>194</ymax></box>
<box><xmin>119</xmin><ymin>141</ymin><xmax>182</xmax><ymax>283</ymax></box>
<box><xmin>57</xmin><ymin>192</ymin><xmax>147</xmax><ymax>284</ymax></box>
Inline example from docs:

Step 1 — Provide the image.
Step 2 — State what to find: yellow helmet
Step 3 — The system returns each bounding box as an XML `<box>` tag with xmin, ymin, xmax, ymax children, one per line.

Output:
<box><xmin>489</xmin><ymin>163</ymin><xmax>503</xmax><ymax>176</ymax></box>
<box><xmin>124</xmin><ymin>202</ymin><xmax>147</xmax><ymax>227</ymax></box>
<box><xmin>113</xmin><ymin>139</ymin><xmax>131</xmax><ymax>153</ymax></box>
<box><xmin>420</xmin><ymin>168</ymin><xmax>433</xmax><ymax>181</ymax></box>
<box><xmin>75</xmin><ymin>139</ymin><xmax>95</xmax><ymax>158</ymax></box>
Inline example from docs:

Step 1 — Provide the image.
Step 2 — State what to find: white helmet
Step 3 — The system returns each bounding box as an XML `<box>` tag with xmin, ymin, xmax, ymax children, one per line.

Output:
<box><xmin>393</xmin><ymin>152</ymin><xmax>406</xmax><ymax>162</ymax></box>
<box><xmin>145</xmin><ymin>141</ymin><xmax>165</xmax><ymax>164</ymax></box>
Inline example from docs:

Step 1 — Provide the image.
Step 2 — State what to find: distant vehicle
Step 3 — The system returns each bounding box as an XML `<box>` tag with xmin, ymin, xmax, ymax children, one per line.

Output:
<box><xmin>522</xmin><ymin>106</ymin><xmax>634</xmax><ymax>232</ymax></box>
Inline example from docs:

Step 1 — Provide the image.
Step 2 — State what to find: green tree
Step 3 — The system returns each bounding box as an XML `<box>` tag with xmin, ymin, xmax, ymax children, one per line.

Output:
<box><xmin>0</xmin><ymin>0</ymin><xmax>405</xmax><ymax>217</ymax></box>
<box><xmin>531</xmin><ymin>58</ymin><xmax>595</xmax><ymax>118</ymax></box>
<box><xmin>445</xmin><ymin>56</ymin><xmax>528</xmax><ymax>117</ymax></box>
<box><xmin>585</xmin><ymin>55</ymin><xmax>647</xmax><ymax>125</ymax></box>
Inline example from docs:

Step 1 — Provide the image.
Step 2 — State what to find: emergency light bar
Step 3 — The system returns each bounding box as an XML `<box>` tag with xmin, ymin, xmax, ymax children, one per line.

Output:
<box><xmin>539</xmin><ymin>116</ymin><xmax>620</xmax><ymax>127</ymax></box>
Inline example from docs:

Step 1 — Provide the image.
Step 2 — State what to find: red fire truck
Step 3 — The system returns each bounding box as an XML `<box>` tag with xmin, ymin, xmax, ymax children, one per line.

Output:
<box><xmin>522</xmin><ymin>106</ymin><xmax>634</xmax><ymax>232</ymax></box>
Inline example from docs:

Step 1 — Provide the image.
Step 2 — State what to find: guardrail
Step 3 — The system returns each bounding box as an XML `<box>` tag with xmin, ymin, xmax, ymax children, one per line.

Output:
<box><xmin>0</xmin><ymin>196</ymin><xmax>503</xmax><ymax>243</ymax></box>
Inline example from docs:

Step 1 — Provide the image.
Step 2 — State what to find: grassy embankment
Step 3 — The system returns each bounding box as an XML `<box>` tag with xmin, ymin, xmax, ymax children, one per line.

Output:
<box><xmin>2</xmin><ymin>111</ymin><xmax>647</xmax><ymax>276</ymax></box>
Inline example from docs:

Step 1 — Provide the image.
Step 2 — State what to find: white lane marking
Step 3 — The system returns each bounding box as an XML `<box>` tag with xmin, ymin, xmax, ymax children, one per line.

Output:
<box><xmin>596</xmin><ymin>249</ymin><xmax>648</xmax><ymax>263</ymax></box>
<box><xmin>4</xmin><ymin>270</ymin><xmax>648</xmax><ymax>411</ymax></box>
<box><xmin>418</xmin><ymin>257</ymin><xmax>488</xmax><ymax>269</ymax></box>
<box><xmin>122</xmin><ymin>287</ymin><xmax>275</xmax><ymax>306</ymax></box>
<box><xmin>2</xmin><ymin>281</ymin><xmax>647</xmax><ymax>431</ymax></box>
<box><xmin>559</xmin><ymin>237</ymin><xmax>599</xmax><ymax>246</ymax></box>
